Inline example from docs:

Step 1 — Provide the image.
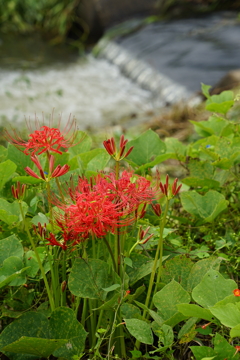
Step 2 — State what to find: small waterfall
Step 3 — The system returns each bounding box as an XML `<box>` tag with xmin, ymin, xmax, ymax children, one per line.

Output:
<box><xmin>96</xmin><ymin>38</ymin><xmax>201</xmax><ymax>106</ymax></box>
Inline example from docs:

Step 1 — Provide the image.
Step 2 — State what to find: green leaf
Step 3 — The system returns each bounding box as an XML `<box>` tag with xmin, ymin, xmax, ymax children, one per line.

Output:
<box><xmin>0</xmin><ymin>159</ymin><xmax>17</xmax><ymax>190</ymax></box>
<box><xmin>187</xmin><ymin>257</ymin><xmax>221</xmax><ymax>292</ymax></box>
<box><xmin>180</xmin><ymin>190</ymin><xmax>228</xmax><ymax>222</ymax></box>
<box><xmin>177</xmin><ymin>304</ymin><xmax>213</xmax><ymax>321</ymax></box>
<box><xmin>201</xmin><ymin>83</ymin><xmax>212</xmax><ymax>99</ymax></box>
<box><xmin>153</xmin><ymin>323</ymin><xmax>173</xmax><ymax>346</ymax></box>
<box><xmin>206</xmin><ymin>101</ymin><xmax>234</xmax><ymax>115</ymax></box>
<box><xmin>0</xmin><ymin>267</ymin><xmax>29</xmax><ymax>289</ymax></box>
<box><xmin>126</xmin><ymin>129</ymin><xmax>166</xmax><ymax>166</ymax></box>
<box><xmin>126</xmin><ymin>253</ymin><xmax>168</xmax><ymax>286</ymax></box>
<box><xmin>230</xmin><ymin>323</ymin><xmax>240</xmax><ymax>338</ymax></box>
<box><xmin>68</xmin><ymin>131</ymin><xmax>92</xmax><ymax>157</ymax></box>
<box><xmin>79</xmin><ymin>148</ymin><xmax>106</xmax><ymax>169</ymax></box>
<box><xmin>190</xmin><ymin>346</ymin><xmax>216</xmax><ymax>360</ymax></box>
<box><xmin>12</xmin><ymin>176</ymin><xmax>43</xmax><ymax>185</ymax></box>
<box><xmin>205</xmin><ymin>90</ymin><xmax>234</xmax><ymax>115</ymax></box>
<box><xmin>181</xmin><ymin>177</ymin><xmax>220</xmax><ymax>189</ymax></box>
<box><xmin>2</xmin><ymin>337</ymin><xmax>68</xmax><ymax>358</ymax></box>
<box><xmin>214</xmin><ymin>333</ymin><xmax>236</xmax><ymax>359</ymax></box>
<box><xmin>121</xmin><ymin>303</ymin><xmax>142</xmax><ymax>319</ymax></box>
<box><xmin>0</xmin><ymin>256</ymin><xmax>28</xmax><ymax>286</ymax></box>
<box><xmin>0</xmin><ymin>308</ymin><xmax>87</xmax><ymax>360</ymax></box>
<box><xmin>0</xmin><ymin>199</ymin><xmax>28</xmax><ymax>225</ymax></box>
<box><xmin>86</xmin><ymin>151</ymin><xmax>110</xmax><ymax>172</ymax></box>
<box><xmin>178</xmin><ymin>317</ymin><xmax>198</xmax><ymax>340</ymax></box>
<box><xmin>0</xmin><ymin>145</ymin><xmax>8</xmax><ymax>162</ymax></box>
<box><xmin>209</xmin><ymin>303</ymin><xmax>240</xmax><ymax>328</ymax></box>
<box><xmin>188</xmin><ymin>160</ymin><xmax>214</xmax><ymax>179</ymax></box>
<box><xmin>190</xmin><ymin>115</ymin><xmax>231</xmax><ymax>137</ymax></box>
<box><xmin>102</xmin><ymin>284</ymin><xmax>120</xmax><ymax>292</ymax></box>
<box><xmin>192</xmin><ymin>270</ymin><xmax>237</xmax><ymax>308</ymax></box>
<box><xmin>50</xmin><ymin>307</ymin><xmax>88</xmax><ymax>360</ymax></box>
<box><xmin>134</xmin><ymin>153</ymin><xmax>173</xmax><ymax>174</ymax></box>
<box><xmin>0</xmin><ymin>312</ymin><xmax>50</xmax><ymax>359</ymax></box>
<box><xmin>68</xmin><ymin>258</ymin><xmax>120</xmax><ymax>300</ymax></box>
<box><xmin>31</xmin><ymin>213</ymin><xmax>49</xmax><ymax>226</ymax></box>
<box><xmin>165</xmin><ymin>137</ymin><xmax>186</xmax><ymax>159</ymax></box>
<box><xmin>124</xmin><ymin>319</ymin><xmax>153</xmax><ymax>345</ymax></box>
<box><xmin>7</xmin><ymin>144</ymin><xmax>32</xmax><ymax>175</ymax></box>
<box><xmin>163</xmin><ymin>312</ymin><xmax>187</xmax><ymax>327</ymax></box>
<box><xmin>0</xmin><ymin>235</ymin><xmax>23</xmax><ymax>266</ymax></box>
<box><xmin>161</xmin><ymin>255</ymin><xmax>194</xmax><ymax>290</ymax></box>
<box><xmin>153</xmin><ymin>280</ymin><xmax>190</xmax><ymax>320</ymax></box>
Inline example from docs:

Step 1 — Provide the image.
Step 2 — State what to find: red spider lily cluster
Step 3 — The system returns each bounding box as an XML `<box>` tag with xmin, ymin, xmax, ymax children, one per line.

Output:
<box><xmin>51</xmin><ymin>171</ymin><xmax>156</xmax><ymax>249</ymax></box>
<box><xmin>7</xmin><ymin>125</ymin><xmax>183</xmax><ymax>252</ymax></box>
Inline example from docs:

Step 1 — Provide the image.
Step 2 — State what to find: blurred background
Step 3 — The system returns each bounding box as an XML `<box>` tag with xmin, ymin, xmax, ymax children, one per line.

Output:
<box><xmin>0</xmin><ymin>0</ymin><xmax>240</xmax><ymax>134</ymax></box>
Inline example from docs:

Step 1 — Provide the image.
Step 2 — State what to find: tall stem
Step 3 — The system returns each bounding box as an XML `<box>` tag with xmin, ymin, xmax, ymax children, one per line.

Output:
<box><xmin>103</xmin><ymin>236</ymin><xmax>117</xmax><ymax>272</ymax></box>
<box><xmin>19</xmin><ymin>201</ymin><xmax>55</xmax><ymax>311</ymax></box>
<box><xmin>155</xmin><ymin>199</ymin><xmax>169</xmax><ymax>289</ymax></box>
<box><xmin>61</xmin><ymin>250</ymin><xmax>67</xmax><ymax>307</ymax></box>
<box><xmin>135</xmin><ymin>198</ymin><xmax>169</xmax><ymax>350</ymax></box>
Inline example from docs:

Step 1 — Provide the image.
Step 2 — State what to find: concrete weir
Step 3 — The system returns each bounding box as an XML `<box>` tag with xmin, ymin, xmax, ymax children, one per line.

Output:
<box><xmin>96</xmin><ymin>38</ymin><xmax>198</xmax><ymax>106</ymax></box>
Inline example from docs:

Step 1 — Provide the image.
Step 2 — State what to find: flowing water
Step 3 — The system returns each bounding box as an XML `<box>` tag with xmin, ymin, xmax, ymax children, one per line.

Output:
<box><xmin>1</xmin><ymin>11</ymin><xmax>240</xmax><ymax>131</ymax></box>
<box><xmin>0</xmin><ymin>34</ymin><xmax>155</xmax><ymax>131</ymax></box>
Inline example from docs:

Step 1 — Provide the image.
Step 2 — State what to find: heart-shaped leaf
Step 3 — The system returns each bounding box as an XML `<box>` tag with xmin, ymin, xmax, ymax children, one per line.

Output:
<box><xmin>180</xmin><ymin>190</ymin><xmax>228</xmax><ymax>222</ymax></box>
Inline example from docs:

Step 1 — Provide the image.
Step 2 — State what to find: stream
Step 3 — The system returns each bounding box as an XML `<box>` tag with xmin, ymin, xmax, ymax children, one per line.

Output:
<box><xmin>0</xmin><ymin>11</ymin><xmax>240</xmax><ymax>131</ymax></box>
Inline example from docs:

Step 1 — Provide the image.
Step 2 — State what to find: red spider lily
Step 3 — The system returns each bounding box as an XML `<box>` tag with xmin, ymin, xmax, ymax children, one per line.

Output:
<box><xmin>159</xmin><ymin>175</ymin><xmax>182</xmax><ymax>198</ymax></box>
<box><xmin>233</xmin><ymin>289</ymin><xmax>240</xmax><ymax>296</ymax></box>
<box><xmin>103</xmin><ymin>135</ymin><xmax>134</xmax><ymax>161</ymax></box>
<box><xmin>4</xmin><ymin>114</ymin><xmax>78</xmax><ymax>156</ymax></box>
<box><xmin>33</xmin><ymin>222</ymin><xmax>47</xmax><ymax>238</ymax></box>
<box><xmin>139</xmin><ymin>226</ymin><xmax>154</xmax><ymax>244</ymax></box>
<box><xmin>64</xmin><ymin>192</ymin><xmax>125</xmax><ymax>238</ymax></box>
<box><xmin>46</xmin><ymin>233</ymin><xmax>68</xmax><ymax>251</ymax></box>
<box><xmin>151</xmin><ymin>203</ymin><xmax>162</xmax><ymax>217</ymax></box>
<box><xmin>25</xmin><ymin>155</ymin><xmax>70</xmax><ymax>181</ymax></box>
<box><xmin>53</xmin><ymin>171</ymin><xmax>156</xmax><ymax>240</ymax></box>
<box><xmin>11</xmin><ymin>182</ymin><xmax>26</xmax><ymax>200</ymax></box>
<box><xmin>98</xmin><ymin>170</ymin><xmax>155</xmax><ymax>212</ymax></box>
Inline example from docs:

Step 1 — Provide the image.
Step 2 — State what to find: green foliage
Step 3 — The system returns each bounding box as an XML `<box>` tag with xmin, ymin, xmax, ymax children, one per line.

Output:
<box><xmin>68</xmin><ymin>258</ymin><xmax>121</xmax><ymax>300</ymax></box>
<box><xmin>1</xmin><ymin>85</ymin><xmax>240</xmax><ymax>359</ymax></box>
<box><xmin>0</xmin><ymin>0</ymin><xmax>82</xmax><ymax>45</ymax></box>
<box><xmin>124</xmin><ymin>319</ymin><xmax>153</xmax><ymax>345</ymax></box>
<box><xmin>0</xmin><ymin>308</ymin><xmax>87</xmax><ymax>359</ymax></box>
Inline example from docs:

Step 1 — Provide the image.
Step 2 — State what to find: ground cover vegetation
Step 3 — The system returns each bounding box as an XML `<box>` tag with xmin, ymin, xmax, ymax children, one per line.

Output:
<box><xmin>0</xmin><ymin>85</ymin><xmax>240</xmax><ymax>359</ymax></box>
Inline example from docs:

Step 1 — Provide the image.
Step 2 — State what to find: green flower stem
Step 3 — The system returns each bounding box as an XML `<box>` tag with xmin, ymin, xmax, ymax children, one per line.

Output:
<box><xmin>55</xmin><ymin>177</ymin><xmax>65</xmax><ymax>202</ymax></box>
<box><xmin>96</xmin><ymin>309</ymin><xmax>104</xmax><ymax>332</ymax></box>
<box><xmin>135</xmin><ymin>198</ymin><xmax>169</xmax><ymax>350</ymax></box>
<box><xmin>53</xmin><ymin>246</ymin><xmax>60</xmax><ymax>307</ymax></box>
<box><xmin>18</xmin><ymin>201</ymin><xmax>55</xmax><ymax>312</ymax></box>
<box><xmin>61</xmin><ymin>249</ymin><xmax>67</xmax><ymax>307</ymax></box>
<box><xmin>81</xmin><ymin>298</ymin><xmax>87</xmax><ymax>325</ymax></box>
<box><xmin>155</xmin><ymin>199</ymin><xmax>169</xmax><ymax>291</ymax></box>
<box><xmin>46</xmin><ymin>181</ymin><xmax>53</xmax><ymax>228</ymax></box>
<box><xmin>92</xmin><ymin>235</ymin><xmax>96</xmax><ymax>259</ymax></box>
<box><xmin>89</xmin><ymin>299</ymin><xmax>96</xmax><ymax>349</ymax></box>
<box><xmin>103</xmin><ymin>236</ymin><xmax>117</xmax><ymax>272</ymax></box>
<box><xmin>43</xmin><ymin>240</ymin><xmax>57</xmax><ymax>307</ymax></box>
